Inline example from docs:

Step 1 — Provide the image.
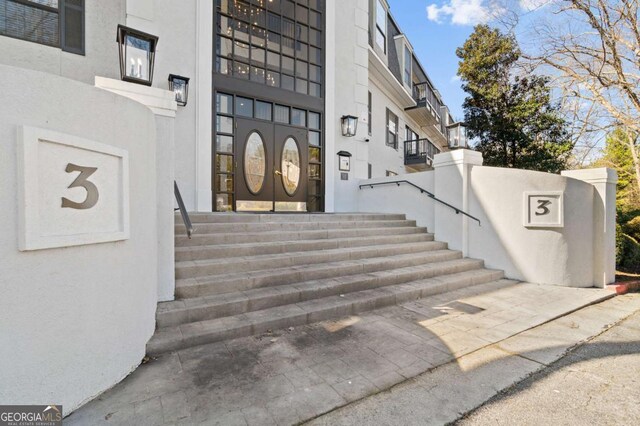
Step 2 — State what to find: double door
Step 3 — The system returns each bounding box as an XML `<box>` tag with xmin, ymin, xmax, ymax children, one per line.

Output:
<box><xmin>236</xmin><ymin>118</ymin><xmax>308</xmax><ymax>212</ymax></box>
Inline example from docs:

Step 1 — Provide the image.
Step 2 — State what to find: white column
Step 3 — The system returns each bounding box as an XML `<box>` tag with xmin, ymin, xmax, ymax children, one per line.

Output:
<box><xmin>195</xmin><ymin>0</ymin><xmax>213</xmax><ymax>212</ymax></box>
<box><xmin>323</xmin><ymin>0</ymin><xmax>336</xmax><ymax>212</ymax></box>
<box><xmin>432</xmin><ymin>149</ymin><xmax>483</xmax><ymax>256</ymax></box>
<box><xmin>95</xmin><ymin>76</ymin><xmax>177</xmax><ymax>301</ymax></box>
<box><xmin>561</xmin><ymin>168</ymin><xmax>618</xmax><ymax>287</ymax></box>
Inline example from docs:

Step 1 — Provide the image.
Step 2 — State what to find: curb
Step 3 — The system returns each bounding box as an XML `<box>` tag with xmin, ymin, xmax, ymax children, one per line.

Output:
<box><xmin>608</xmin><ymin>280</ymin><xmax>640</xmax><ymax>295</ymax></box>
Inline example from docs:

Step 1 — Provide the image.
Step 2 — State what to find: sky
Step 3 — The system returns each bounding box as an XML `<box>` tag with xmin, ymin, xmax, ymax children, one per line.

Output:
<box><xmin>385</xmin><ymin>0</ymin><xmax>547</xmax><ymax>121</ymax></box>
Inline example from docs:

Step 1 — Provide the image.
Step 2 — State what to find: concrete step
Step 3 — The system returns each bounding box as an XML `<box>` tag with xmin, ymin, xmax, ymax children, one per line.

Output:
<box><xmin>175</xmin><ymin>226</ymin><xmax>428</xmax><ymax>247</ymax></box>
<box><xmin>175</xmin><ymin>233</ymin><xmax>435</xmax><ymax>262</ymax></box>
<box><xmin>176</xmin><ymin>249</ymin><xmax>463</xmax><ymax>298</ymax></box>
<box><xmin>182</xmin><ymin>212</ymin><xmax>407</xmax><ymax>224</ymax></box>
<box><xmin>147</xmin><ymin>269</ymin><xmax>505</xmax><ymax>355</ymax></box>
<box><xmin>159</xmin><ymin>257</ymin><xmax>483</xmax><ymax>328</ymax></box>
<box><xmin>175</xmin><ymin>240</ymin><xmax>448</xmax><ymax>279</ymax></box>
<box><xmin>174</xmin><ymin>219</ymin><xmax>417</xmax><ymax>235</ymax></box>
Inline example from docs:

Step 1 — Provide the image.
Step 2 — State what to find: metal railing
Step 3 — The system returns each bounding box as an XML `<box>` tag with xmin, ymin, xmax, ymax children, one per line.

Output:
<box><xmin>359</xmin><ymin>180</ymin><xmax>481</xmax><ymax>226</ymax></box>
<box><xmin>174</xmin><ymin>181</ymin><xmax>195</xmax><ymax>239</ymax></box>
<box><xmin>412</xmin><ymin>82</ymin><xmax>441</xmax><ymax>122</ymax></box>
<box><xmin>404</xmin><ymin>139</ymin><xmax>440</xmax><ymax>166</ymax></box>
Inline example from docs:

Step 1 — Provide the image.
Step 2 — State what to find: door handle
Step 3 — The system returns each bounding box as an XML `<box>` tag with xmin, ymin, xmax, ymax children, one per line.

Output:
<box><xmin>275</xmin><ymin>170</ymin><xmax>282</xmax><ymax>176</ymax></box>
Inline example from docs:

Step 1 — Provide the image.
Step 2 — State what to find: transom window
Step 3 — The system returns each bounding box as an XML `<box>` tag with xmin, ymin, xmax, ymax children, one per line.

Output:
<box><xmin>0</xmin><ymin>0</ymin><xmax>85</xmax><ymax>54</ymax></box>
<box><xmin>215</xmin><ymin>0</ymin><xmax>324</xmax><ymax>98</ymax></box>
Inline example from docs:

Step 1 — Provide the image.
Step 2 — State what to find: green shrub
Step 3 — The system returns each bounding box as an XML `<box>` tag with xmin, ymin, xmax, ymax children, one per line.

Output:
<box><xmin>616</xmin><ymin>223</ymin><xmax>625</xmax><ymax>266</ymax></box>
<box><xmin>620</xmin><ymin>233</ymin><xmax>640</xmax><ymax>272</ymax></box>
<box><xmin>623</xmin><ymin>215</ymin><xmax>640</xmax><ymax>242</ymax></box>
<box><xmin>619</xmin><ymin>208</ymin><xmax>640</xmax><ymax>225</ymax></box>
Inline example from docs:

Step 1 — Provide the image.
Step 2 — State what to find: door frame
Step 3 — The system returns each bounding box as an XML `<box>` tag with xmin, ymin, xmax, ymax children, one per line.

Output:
<box><xmin>234</xmin><ymin>119</ymin><xmax>309</xmax><ymax>212</ymax></box>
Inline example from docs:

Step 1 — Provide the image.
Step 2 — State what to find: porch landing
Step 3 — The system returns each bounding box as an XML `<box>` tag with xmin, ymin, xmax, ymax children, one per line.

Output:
<box><xmin>67</xmin><ymin>282</ymin><xmax>614</xmax><ymax>425</ymax></box>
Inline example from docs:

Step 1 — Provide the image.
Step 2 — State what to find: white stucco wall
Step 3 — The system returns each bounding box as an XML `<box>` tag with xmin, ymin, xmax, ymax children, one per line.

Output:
<box><xmin>94</xmin><ymin>76</ymin><xmax>177</xmax><ymax>302</ymax></box>
<box><xmin>561</xmin><ymin>168</ymin><xmax>618</xmax><ymax>287</ymax></box>
<box><xmin>367</xmin><ymin>79</ymin><xmax>405</xmax><ymax>177</ymax></box>
<box><xmin>126</xmin><ymin>0</ymin><xmax>204</xmax><ymax>212</ymax></box>
<box><xmin>468</xmin><ymin>167</ymin><xmax>596</xmax><ymax>287</ymax></box>
<box><xmin>330</xmin><ymin>0</ymin><xmax>371</xmax><ymax>212</ymax></box>
<box><xmin>0</xmin><ymin>65</ymin><xmax>158</xmax><ymax>414</ymax></box>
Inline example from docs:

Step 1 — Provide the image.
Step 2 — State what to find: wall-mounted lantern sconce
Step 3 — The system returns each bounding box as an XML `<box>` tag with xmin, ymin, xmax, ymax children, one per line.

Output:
<box><xmin>446</xmin><ymin>122</ymin><xmax>469</xmax><ymax>150</ymax></box>
<box><xmin>116</xmin><ymin>25</ymin><xmax>159</xmax><ymax>86</ymax></box>
<box><xmin>168</xmin><ymin>74</ymin><xmax>190</xmax><ymax>106</ymax></box>
<box><xmin>341</xmin><ymin>115</ymin><xmax>358</xmax><ymax>137</ymax></box>
<box><xmin>337</xmin><ymin>150</ymin><xmax>352</xmax><ymax>171</ymax></box>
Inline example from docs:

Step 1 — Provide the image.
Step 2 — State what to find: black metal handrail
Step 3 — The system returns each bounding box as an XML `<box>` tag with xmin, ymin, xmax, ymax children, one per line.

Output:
<box><xmin>359</xmin><ymin>180</ymin><xmax>481</xmax><ymax>226</ymax></box>
<box><xmin>174</xmin><ymin>181</ymin><xmax>195</xmax><ymax>238</ymax></box>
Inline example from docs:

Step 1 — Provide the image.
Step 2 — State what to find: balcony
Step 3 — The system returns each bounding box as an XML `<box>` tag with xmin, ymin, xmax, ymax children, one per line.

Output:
<box><xmin>404</xmin><ymin>138</ymin><xmax>441</xmax><ymax>168</ymax></box>
<box><xmin>405</xmin><ymin>82</ymin><xmax>441</xmax><ymax>128</ymax></box>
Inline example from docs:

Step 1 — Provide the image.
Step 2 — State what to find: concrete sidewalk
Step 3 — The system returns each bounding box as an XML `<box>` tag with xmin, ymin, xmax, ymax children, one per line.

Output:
<box><xmin>308</xmin><ymin>294</ymin><xmax>640</xmax><ymax>426</ymax></box>
<box><xmin>67</xmin><ymin>281</ymin><xmax>616</xmax><ymax>425</ymax></box>
<box><xmin>456</xmin><ymin>306</ymin><xmax>640</xmax><ymax>425</ymax></box>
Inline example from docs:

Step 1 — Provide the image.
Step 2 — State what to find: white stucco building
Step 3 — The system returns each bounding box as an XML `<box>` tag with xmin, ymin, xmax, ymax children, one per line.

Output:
<box><xmin>0</xmin><ymin>0</ymin><xmax>618</xmax><ymax>417</ymax></box>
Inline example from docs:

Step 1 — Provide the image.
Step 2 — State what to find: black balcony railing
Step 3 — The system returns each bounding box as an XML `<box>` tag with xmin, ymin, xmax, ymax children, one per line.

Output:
<box><xmin>412</xmin><ymin>82</ymin><xmax>441</xmax><ymax>122</ymax></box>
<box><xmin>404</xmin><ymin>138</ymin><xmax>440</xmax><ymax>166</ymax></box>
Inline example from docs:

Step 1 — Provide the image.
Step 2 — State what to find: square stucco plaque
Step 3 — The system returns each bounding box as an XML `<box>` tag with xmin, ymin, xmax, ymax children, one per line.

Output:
<box><xmin>17</xmin><ymin>126</ymin><xmax>130</xmax><ymax>250</ymax></box>
<box><xmin>523</xmin><ymin>191</ymin><xmax>564</xmax><ymax>228</ymax></box>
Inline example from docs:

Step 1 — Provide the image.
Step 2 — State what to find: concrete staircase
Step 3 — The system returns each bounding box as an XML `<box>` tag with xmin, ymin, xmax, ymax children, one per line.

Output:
<box><xmin>147</xmin><ymin>213</ymin><xmax>504</xmax><ymax>355</ymax></box>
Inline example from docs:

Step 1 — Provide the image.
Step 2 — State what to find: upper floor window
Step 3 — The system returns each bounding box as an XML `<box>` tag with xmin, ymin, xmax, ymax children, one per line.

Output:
<box><xmin>0</xmin><ymin>0</ymin><xmax>85</xmax><ymax>54</ymax></box>
<box><xmin>386</xmin><ymin>108</ymin><xmax>398</xmax><ymax>149</ymax></box>
<box><xmin>403</xmin><ymin>45</ymin><xmax>412</xmax><ymax>86</ymax></box>
<box><xmin>375</xmin><ymin>0</ymin><xmax>386</xmax><ymax>53</ymax></box>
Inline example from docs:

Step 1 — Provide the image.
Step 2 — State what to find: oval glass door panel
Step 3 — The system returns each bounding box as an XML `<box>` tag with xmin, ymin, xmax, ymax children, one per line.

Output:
<box><xmin>244</xmin><ymin>132</ymin><xmax>266</xmax><ymax>194</ymax></box>
<box><xmin>281</xmin><ymin>137</ymin><xmax>301</xmax><ymax>196</ymax></box>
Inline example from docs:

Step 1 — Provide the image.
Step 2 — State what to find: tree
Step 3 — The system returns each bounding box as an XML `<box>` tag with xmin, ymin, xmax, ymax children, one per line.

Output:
<box><xmin>595</xmin><ymin>128</ymin><xmax>640</xmax><ymax>212</ymax></box>
<box><xmin>522</xmin><ymin>0</ymin><xmax>640</xmax><ymax>196</ymax></box>
<box><xmin>593</xmin><ymin>128</ymin><xmax>640</xmax><ymax>271</ymax></box>
<box><xmin>456</xmin><ymin>25</ymin><xmax>573</xmax><ymax>173</ymax></box>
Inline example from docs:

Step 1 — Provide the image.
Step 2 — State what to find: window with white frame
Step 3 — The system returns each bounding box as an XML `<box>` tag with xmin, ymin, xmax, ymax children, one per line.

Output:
<box><xmin>375</xmin><ymin>0</ymin><xmax>386</xmax><ymax>53</ymax></box>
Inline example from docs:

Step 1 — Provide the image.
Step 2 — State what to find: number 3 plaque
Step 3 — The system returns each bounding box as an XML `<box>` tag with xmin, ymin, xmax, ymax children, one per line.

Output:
<box><xmin>17</xmin><ymin>126</ymin><xmax>129</xmax><ymax>250</ymax></box>
<box><xmin>523</xmin><ymin>191</ymin><xmax>564</xmax><ymax>228</ymax></box>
